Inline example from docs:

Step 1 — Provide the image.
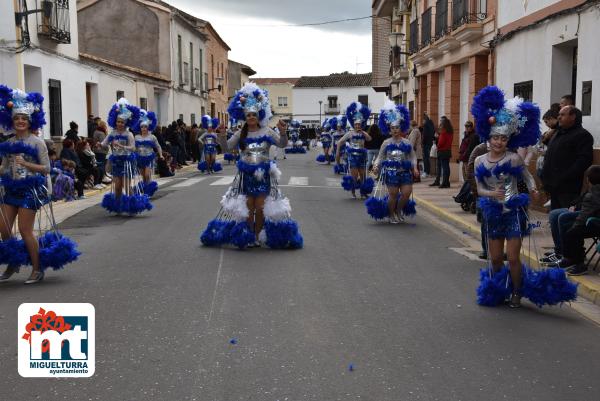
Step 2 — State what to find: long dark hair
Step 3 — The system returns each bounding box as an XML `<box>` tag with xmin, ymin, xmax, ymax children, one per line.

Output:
<box><xmin>239</xmin><ymin>123</ymin><xmax>249</xmax><ymax>151</ymax></box>
<box><xmin>439</xmin><ymin>116</ymin><xmax>454</xmax><ymax>135</ymax></box>
<box><xmin>367</xmin><ymin>123</ymin><xmax>381</xmax><ymax>138</ymax></box>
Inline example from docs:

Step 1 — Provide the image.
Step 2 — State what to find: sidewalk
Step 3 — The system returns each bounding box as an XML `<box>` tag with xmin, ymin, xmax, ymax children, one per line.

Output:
<box><xmin>413</xmin><ymin>176</ymin><xmax>600</xmax><ymax>306</ymax></box>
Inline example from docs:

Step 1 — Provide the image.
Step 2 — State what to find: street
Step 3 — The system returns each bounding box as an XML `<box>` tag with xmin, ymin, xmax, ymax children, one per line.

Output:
<box><xmin>1</xmin><ymin>152</ymin><xmax>600</xmax><ymax>401</ymax></box>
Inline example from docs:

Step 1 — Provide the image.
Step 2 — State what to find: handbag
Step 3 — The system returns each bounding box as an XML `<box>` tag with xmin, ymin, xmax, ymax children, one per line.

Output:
<box><xmin>429</xmin><ymin>143</ymin><xmax>437</xmax><ymax>158</ymax></box>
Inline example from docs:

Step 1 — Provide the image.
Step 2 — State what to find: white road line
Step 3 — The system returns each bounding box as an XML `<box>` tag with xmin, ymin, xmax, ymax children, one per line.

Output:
<box><xmin>278</xmin><ymin>185</ymin><xmax>338</xmax><ymax>189</ymax></box>
<box><xmin>210</xmin><ymin>176</ymin><xmax>235</xmax><ymax>186</ymax></box>
<box><xmin>288</xmin><ymin>176</ymin><xmax>308</xmax><ymax>186</ymax></box>
<box><xmin>326</xmin><ymin>177</ymin><xmax>340</xmax><ymax>187</ymax></box>
<box><xmin>171</xmin><ymin>177</ymin><xmax>207</xmax><ymax>188</ymax></box>
<box><xmin>449</xmin><ymin>247</ymin><xmax>482</xmax><ymax>261</ymax></box>
<box><xmin>156</xmin><ymin>178</ymin><xmax>174</xmax><ymax>186</ymax></box>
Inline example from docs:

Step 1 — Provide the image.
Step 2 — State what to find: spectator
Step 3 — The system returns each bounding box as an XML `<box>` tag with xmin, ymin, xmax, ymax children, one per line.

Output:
<box><xmin>458</xmin><ymin>121</ymin><xmax>476</xmax><ymax>180</ymax></box>
<box><xmin>87</xmin><ymin>115</ymin><xmax>96</xmax><ymax>138</ymax></box>
<box><xmin>430</xmin><ymin>116</ymin><xmax>453</xmax><ymax>188</ymax></box>
<box><xmin>76</xmin><ymin>139</ymin><xmax>103</xmax><ymax>189</ymax></box>
<box><xmin>536</xmin><ymin>104</ymin><xmax>560</xmax><ymax>179</ymax></box>
<box><xmin>422</xmin><ymin>113</ymin><xmax>435</xmax><ymax>177</ymax></box>
<box><xmin>93</xmin><ymin>120</ymin><xmax>109</xmax><ymax>180</ymax></box>
<box><xmin>366</xmin><ymin>123</ymin><xmax>384</xmax><ymax>171</ymax></box>
<box><xmin>60</xmin><ymin>139</ymin><xmax>87</xmax><ymax>199</ymax></box>
<box><xmin>467</xmin><ymin>141</ymin><xmax>490</xmax><ymax>259</ymax></box>
<box><xmin>166</xmin><ymin>123</ymin><xmax>181</xmax><ymax>169</ymax></box>
<box><xmin>541</xmin><ymin>105</ymin><xmax>593</xmax><ymax>210</ymax></box>
<box><xmin>560</xmin><ymin>94</ymin><xmax>574</xmax><ymax>108</ymax></box>
<box><xmin>65</xmin><ymin>121</ymin><xmax>80</xmax><ymax>143</ymax></box>
<box><xmin>407</xmin><ymin>120</ymin><xmax>423</xmax><ymax>181</ymax></box>
<box><xmin>559</xmin><ymin>165</ymin><xmax>600</xmax><ymax>276</ymax></box>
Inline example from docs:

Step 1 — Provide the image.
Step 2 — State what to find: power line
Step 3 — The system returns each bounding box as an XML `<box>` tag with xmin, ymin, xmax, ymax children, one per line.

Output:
<box><xmin>222</xmin><ymin>15</ymin><xmax>380</xmax><ymax>28</ymax></box>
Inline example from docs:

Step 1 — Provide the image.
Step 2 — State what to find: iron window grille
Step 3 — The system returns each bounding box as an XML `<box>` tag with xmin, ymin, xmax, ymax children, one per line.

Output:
<box><xmin>514</xmin><ymin>80</ymin><xmax>533</xmax><ymax>102</ymax></box>
<box><xmin>434</xmin><ymin>0</ymin><xmax>449</xmax><ymax>41</ymax></box>
<box><xmin>452</xmin><ymin>0</ymin><xmax>487</xmax><ymax>31</ymax></box>
<box><xmin>409</xmin><ymin>19</ymin><xmax>419</xmax><ymax>54</ymax></box>
<box><xmin>48</xmin><ymin>79</ymin><xmax>62</xmax><ymax>136</ymax></box>
<box><xmin>421</xmin><ymin>7</ymin><xmax>432</xmax><ymax>47</ymax></box>
<box><xmin>37</xmin><ymin>0</ymin><xmax>71</xmax><ymax>44</ymax></box>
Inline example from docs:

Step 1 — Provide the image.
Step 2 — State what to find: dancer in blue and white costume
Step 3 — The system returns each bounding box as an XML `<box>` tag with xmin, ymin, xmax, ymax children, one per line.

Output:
<box><xmin>134</xmin><ymin>109</ymin><xmax>162</xmax><ymax>197</ymax></box>
<box><xmin>101</xmin><ymin>98</ymin><xmax>152</xmax><ymax>215</ymax></box>
<box><xmin>285</xmin><ymin>119</ymin><xmax>306</xmax><ymax>154</ymax></box>
<box><xmin>331</xmin><ymin>115</ymin><xmax>348</xmax><ymax>174</ymax></box>
<box><xmin>367</xmin><ymin>101</ymin><xmax>419</xmax><ymax>223</ymax></box>
<box><xmin>198</xmin><ymin>115</ymin><xmax>222</xmax><ymax>174</ymax></box>
<box><xmin>0</xmin><ymin>85</ymin><xmax>79</xmax><ymax>284</ymax></box>
<box><xmin>200</xmin><ymin>83</ymin><xmax>303</xmax><ymax>249</ymax></box>
<box><xmin>472</xmin><ymin>86</ymin><xmax>577</xmax><ymax>309</ymax></box>
<box><xmin>316</xmin><ymin>118</ymin><xmax>334</xmax><ymax>164</ymax></box>
<box><xmin>336</xmin><ymin>102</ymin><xmax>374</xmax><ymax>199</ymax></box>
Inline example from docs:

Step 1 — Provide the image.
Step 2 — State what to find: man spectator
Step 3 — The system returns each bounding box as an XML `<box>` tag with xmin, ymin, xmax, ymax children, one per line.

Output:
<box><xmin>65</xmin><ymin>121</ymin><xmax>80</xmax><ymax>143</ymax></box>
<box><xmin>422</xmin><ymin>113</ymin><xmax>435</xmax><ymax>178</ymax></box>
<box><xmin>87</xmin><ymin>115</ymin><xmax>96</xmax><ymax>138</ymax></box>
<box><xmin>542</xmin><ymin>106</ymin><xmax>593</xmax><ymax>210</ymax></box>
<box><xmin>458</xmin><ymin>121</ymin><xmax>477</xmax><ymax>180</ymax></box>
<box><xmin>560</xmin><ymin>94</ymin><xmax>574</xmax><ymax>108</ymax></box>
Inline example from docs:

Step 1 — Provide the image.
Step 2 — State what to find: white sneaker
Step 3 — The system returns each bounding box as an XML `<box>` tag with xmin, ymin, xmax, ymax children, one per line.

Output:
<box><xmin>389</xmin><ymin>215</ymin><xmax>399</xmax><ymax>224</ymax></box>
<box><xmin>93</xmin><ymin>184</ymin><xmax>104</xmax><ymax>190</ymax></box>
<box><xmin>421</xmin><ymin>173</ymin><xmax>428</xmax><ymax>178</ymax></box>
<box><xmin>543</xmin><ymin>200</ymin><xmax>551</xmax><ymax>208</ymax></box>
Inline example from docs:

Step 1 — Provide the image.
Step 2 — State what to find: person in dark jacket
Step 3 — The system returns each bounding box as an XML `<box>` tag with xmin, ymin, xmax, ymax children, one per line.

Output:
<box><xmin>422</xmin><ymin>113</ymin><xmax>435</xmax><ymax>176</ymax></box>
<box><xmin>366</xmin><ymin>123</ymin><xmax>384</xmax><ymax>171</ymax></box>
<box><xmin>541</xmin><ymin>106</ymin><xmax>593</xmax><ymax>209</ymax></box>
<box><xmin>65</xmin><ymin>121</ymin><xmax>80</xmax><ymax>143</ymax></box>
<box><xmin>559</xmin><ymin>165</ymin><xmax>600</xmax><ymax>275</ymax></box>
<box><xmin>467</xmin><ymin>141</ymin><xmax>489</xmax><ymax>259</ymax></box>
<box><xmin>59</xmin><ymin>138</ymin><xmax>87</xmax><ymax>198</ymax></box>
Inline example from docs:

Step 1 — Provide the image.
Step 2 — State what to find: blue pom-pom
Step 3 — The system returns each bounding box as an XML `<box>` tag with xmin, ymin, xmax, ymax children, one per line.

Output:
<box><xmin>141</xmin><ymin>180</ymin><xmax>158</xmax><ymax>197</ymax></box>
<box><xmin>224</xmin><ymin>153</ymin><xmax>236</xmax><ymax>161</ymax></box>
<box><xmin>123</xmin><ymin>193</ymin><xmax>153</xmax><ymax>215</ymax></box>
<box><xmin>229</xmin><ymin>338</ymin><xmax>238</xmax><ymax>345</ymax></box>
<box><xmin>197</xmin><ymin>161</ymin><xmax>208</xmax><ymax>172</ymax></box>
<box><xmin>264</xmin><ymin>220</ymin><xmax>303</xmax><ymax>249</ymax></box>
<box><xmin>229</xmin><ymin>222</ymin><xmax>255</xmax><ymax>249</ymax></box>
<box><xmin>38</xmin><ymin>231</ymin><xmax>81</xmax><ymax>271</ymax></box>
<box><xmin>365</xmin><ymin>196</ymin><xmax>389</xmax><ymax>220</ymax></box>
<box><xmin>200</xmin><ymin>219</ymin><xmax>235</xmax><ymax>246</ymax></box>
<box><xmin>333</xmin><ymin>164</ymin><xmax>344</xmax><ymax>174</ymax></box>
<box><xmin>213</xmin><ymin>162</ymin><xmax>223</xmax><ymax>172</ymax></box>
<box><xmin>360</xmin><ymin>177</ymin><xmax>375</xmax><ymax>196</ymax></box>
<box><xmin>101</xmin><ymin>193</ymin><xmax>120</xmax><ymax>213</ymax></box>
<box><xmin>522</xmin><ymin>266</ymin><xmax>578</xmax><ymax>307</ymax></box>
<box><xmin>477</xmin><ymin>266</ymin><xmax>513</xmax><ymax>306</ymax></box>
<box><xmin>341</xmin><ymin>175</ymin><xmax>355</xmax><ymax>191</ymax></box>
<box><xmin>402</xmin><ymin>199</ymin><xmax>417</xmax><ymax>217</ymax></box>
<box><xmin>316</xmin><ymin>154</ymin><xmax>326</xmax><ymax>163</ymax></box>
<box><xmin>0</xmin><ymin>237</ymin><xmax>29</xmax><ymax>267</ymax></box>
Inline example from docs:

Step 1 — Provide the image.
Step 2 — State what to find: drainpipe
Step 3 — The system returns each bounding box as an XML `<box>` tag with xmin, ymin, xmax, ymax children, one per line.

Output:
<box><xmin>14</xmin><ymin>0</ymin><xmax>24</xmax><ymax>88</ymax></box>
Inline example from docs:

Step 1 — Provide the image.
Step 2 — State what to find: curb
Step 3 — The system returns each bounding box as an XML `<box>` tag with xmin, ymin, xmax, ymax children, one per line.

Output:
<box><xmin>414</xmin><ymin>194</ymin><xmax>600</xmax><ymax>307</ymax></box>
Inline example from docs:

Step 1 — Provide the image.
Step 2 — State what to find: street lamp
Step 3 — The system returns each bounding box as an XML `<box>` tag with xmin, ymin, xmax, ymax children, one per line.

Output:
<box><xmin>318</xmin><ymin>100</ymin><xmax>323</xmax><ymax>126</ymax></box>
<box><xmin>204</xmin><ymin>76</ymin><xmax>224</xmax><ymax>93</ymax></box>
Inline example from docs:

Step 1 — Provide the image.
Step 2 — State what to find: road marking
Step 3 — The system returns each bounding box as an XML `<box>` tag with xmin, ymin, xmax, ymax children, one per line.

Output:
<box><xmin>449</xmin><ymin>247</ymin><xmax>482</xmax><ymax>261</ymax></box>
<box><xmin>279</xmin><ymin>185</ymin><xmax>339</xmax><ymax>189</ymax></box>
<box><xmin>326</xmin><ymin>178</ymin><xmax>340</xmax><ymax>187</ymax></box>
<box><xmin>171</xmin><ymin>177</ymin><xmax>207</xmax><ymax>188</ymax></box>
<box><xmin>156</xmin><ymin>178</ymin><xmax>174</xmax><ymax>186</ymax></box>
<box><xmin>288</xmin><ymin>176</ymin><xmax>308</xmax><ymax>186</ymax></box>
<box><xmin>207</xmin><ymin>248</ymin><xmax>225</xmax><ymax>326</ymax></box>
<box><xmin>210</xmin><ymin>176</ymin><xmax>235</xmax><ymax>186</ymax></box>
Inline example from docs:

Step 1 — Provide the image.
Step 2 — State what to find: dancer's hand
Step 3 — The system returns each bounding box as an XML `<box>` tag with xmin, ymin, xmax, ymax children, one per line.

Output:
<box><xmin>15</xmin><ymin>155</ymin><xmax>27</xmax><ymax>167</ymax></box>
<box><xmin>277</xmin><ymin>120</ymin><xmax>287</xmax><ymax>133</ymax></box>
<box><xmin>413</xmin><ymin>168</ymin><xmax>420</xmax><ymax>179</ymax></box>
<box><xmin>493</xmin><ymin>189</ymin><xmax>505</xmax><ymax>201</ymax></box>
<box><xmin>531</xmin><ymin>189</ymin><xmax>541</xmax><ymax>203</ymax></box>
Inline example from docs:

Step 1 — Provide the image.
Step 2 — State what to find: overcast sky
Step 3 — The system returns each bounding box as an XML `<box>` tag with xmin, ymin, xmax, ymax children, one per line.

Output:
<box><xmin>165</xmin><ymin>0</ymin><xmax>372</xmax><ymax>78</ymax></box>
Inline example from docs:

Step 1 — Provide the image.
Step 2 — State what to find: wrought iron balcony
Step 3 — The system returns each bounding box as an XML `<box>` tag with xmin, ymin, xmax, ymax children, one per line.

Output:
<box><xmin>452</xmin><ymin>0</ymin><xmax>487</xmax><ymax>31</ymax></box>
<box><xmin>434</xmin><ymin>0</ymin><xmax>449</xmax><ymax>41</ymax></box>
<box><xmin>421</xmin><ymin>7</ymin><xmax>432</xmax><ymax>48</ymax></box>
<box><xmin>37</xmin><ymin>0</ymin><xmax>71</xmax><ymax>44</ymax></box>
<box><xmin>324</xmin><ymin>105</ymin><xmax>340</xmax><ymax>115</ymax></box>
<box><xmin>409</xmin><ymin>19</ymin><xmax>419</xmax><ymax>54</ymax></box>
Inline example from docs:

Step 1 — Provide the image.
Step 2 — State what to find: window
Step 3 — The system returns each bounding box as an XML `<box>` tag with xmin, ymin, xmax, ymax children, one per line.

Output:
<box><xmin>204</xmin><ymin>73</ymin><xmax>209</xmax><ymax>93</ymax></box>
<box><xmin>183</xmin><ymin>62</ymin><xmax>189</xmax><ymax>86</ymax></box>
<box><xmin>139</xmin><ymin>97</ymin><xmax>147</xmax><ymax>110</ymax></box>
<box><xmin>189</xmin><ymin>42</ymin><xmax>194</xmax><ymax>88</ymax></box>
<box><xmin>194</xmin><ymin>68</ymin><xmax>200</xmax><ymax>91</ymax></box>
<box><xmin>199</xmin><ymin>49</ymin><xmax>204</xmax><ymax>90</ymax></box>
<box><xmin>358</xmin><ymin>95</ymin><xmax>368</xmax><ymax>106</ymax></box>
<box><xmin>211</xmin><ymin>55</ymin><xmax>215</xmax><ymax>89</ymax></box>
<box><xmin>582</xmin><ymin>81</ymin><xmax>592</xmax><ymax>116</ymax></box>
<box><xmin>278</xmin><ymin>97</ymin><xmax>288</xmax><ymax>107</ymax></box>
<box><xmin>48</xmin><ymin>79</ymin><xmax>62</xmax><ymax>136</ymax></box>
<box><xmin>191</xmin><ymin>113</ymin><xmax>196</xmax><ymax>125</ymax></box>
<box><xmin>116</xmin><ymin>90</ymin><xmax>124</xmax><ymax>100</ymax></box>
<box><xmin>514</xmin><ymin>81</ymin><xmax>533</xmax><ymax>102</ymax></box>
<box><xmin>178</xmin><ymin>114</ymin><xmax>184</xmax><ymax>122</ymax></box>
<box><xmin>328</xmin><ymin>96</ymin><xmax>338</xmax><ymax>108</ymax></box>
<box><xmin>177</xmin><ymin>35</ymin><xmax>183</xmax><ymax>85</ymax></box>
<box><xmin>38</xmin><ymin>0</ymin><xmax>71</xmax><ymax>44</ymax></box>
<box><xmin>201</xmin><ymin>106</ymin><xmax>206</xmax><ymax>116</ymax></box>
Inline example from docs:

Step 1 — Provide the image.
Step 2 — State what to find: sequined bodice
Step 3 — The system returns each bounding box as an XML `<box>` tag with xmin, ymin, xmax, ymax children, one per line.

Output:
<box><xmin>386</xmin><ymin>148</ymin><xmax>408</xmax><ymax>162</ymax></box>
<box><xmin>111</xmin><ymin>134</ymin><xmax>131</xmax><ymax>156</ymax></box>
<box><xmin>241</xmin><ymin>141</ymin><xmax>270</xmax><ymax>165</ymax></box>
<box><xmin>9</xmin><ymin>153</ymin><xmax>37</xmax><ymax>179</ymax></box>
<box><xmin>348</xmin><ymin>135</ymin><xmax>365</xmax><ymax>149</ymax></box>
<box><xmin>482</xmin><ymin>170</ymin><xmax>519</xmax><ymax>204</ymax></box>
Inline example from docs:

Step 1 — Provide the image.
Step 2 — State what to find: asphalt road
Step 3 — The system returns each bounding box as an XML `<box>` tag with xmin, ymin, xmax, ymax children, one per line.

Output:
<box><xmin>1</xmin><ymin>152</ymin><xmax>599</xmax><ymax>401</ymax></box>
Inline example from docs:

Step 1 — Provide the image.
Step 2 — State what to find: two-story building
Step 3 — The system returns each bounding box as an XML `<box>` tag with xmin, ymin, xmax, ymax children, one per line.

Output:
<box><xmin>228</xmin><ymin>60</ymin><xmax>257</xmax><ymax>102</ymax></box>
<box><xmin>292</xmin><ymin>73</ymin><xmax>387</xmax><ymax>127</ymax></box>
<box><xmin>253</xmin><ymin>78</ymin><xmax>299</xmax><ymax>126</ymax></box>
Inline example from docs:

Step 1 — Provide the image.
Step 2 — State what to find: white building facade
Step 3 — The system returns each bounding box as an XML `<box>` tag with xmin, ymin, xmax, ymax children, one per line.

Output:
<box><xmin>495</xmin><ymin>0</ymin><xmax>599</xmax><ymax>142</ymax></box>
<box><xmin>292</xmin><ymin>73</ymin><xmax>388</xmax><ymax>128</ymax></box>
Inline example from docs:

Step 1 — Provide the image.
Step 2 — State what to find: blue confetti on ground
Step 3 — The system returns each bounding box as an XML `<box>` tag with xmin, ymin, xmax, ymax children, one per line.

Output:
<box><xmin>348</xmin><ymin>364</ymin><xmax>354</xmax><ymax>372</ymax></box>
<box><xmin>229</xmin><ymin>338</ymin><xmax>238</xmax><ymax>345</ymax></box>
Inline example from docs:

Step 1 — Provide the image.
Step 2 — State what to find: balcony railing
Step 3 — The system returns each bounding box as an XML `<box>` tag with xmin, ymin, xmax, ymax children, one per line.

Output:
<box><xmin>434</xmin><ymin>0</ymin><xmax>448</xmax><ymax>41</ymax></box>
<box><xmin>324</xmin><ymin>105</ymin><xmax>340</xmax><ymax>114</ymax></box>
<box><xmin>409</xmin><ymin>19</ymin><xmax>419</xmax><ymax>54</ymax></box>
<box><xmin>452</xmin><ymin>0</ymin><xmax>487</xmax><ymax>31</ymax></box>
<box><xmin>421</xmin><ymin>7</ymin><xmax>432</xmax><ymax>47</ymax></box>
<box><xmin>37</xmin><ymin>0</ymin><xmax>71</xmax><ymax>44</ymax></box>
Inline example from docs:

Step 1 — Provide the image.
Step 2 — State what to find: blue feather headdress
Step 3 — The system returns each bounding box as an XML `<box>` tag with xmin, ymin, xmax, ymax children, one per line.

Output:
<box><xmin>321</xmin><ymin>118</ymin><xmax>331</xmax><ymax>131</ymax></box>
<box><xmin>201</xmin><ymin>115</ymin><xmax>220</xmax><ymax>130</ymax></box>
<box><xmin>346</xmin><ymin>102</ymin><xmax>371</xmax><ymax>129</ymax></box>
<box><xmin>0</xmin><ymin>85</ymin><xmax>46</xmax><ymax>131</ymax></box>
<box><xmin>227</xmin><ymin>82</ymin><xmax>272</xmax><ymax>128</ymax></box>
<box><xmin>471</xmin><ymin>86</ymin><xmax>540</xmax><ymax>149</ymax></box>
<box><xmin>107</xmin><ymin>98</ymin><xmax>140</xmax><ymax>129</ymax></box>
<box><xmin>330</xmin><ymin>115</ymin><xmax>348</xmax><ymax>131</ymax></box>
<box><xmin>132</xmin><ymin>109</ymin><xmax>157</xmax><ymax>133</ymax></box>
<box><xmin>289</xmin><ymin>119</ymin><xmax>301</xmax><ymax>129</ymax></box>
<box><xmin>378</xmin><ymin>99</ymin><xmax>410</xmax><ymax>136</ymax></box>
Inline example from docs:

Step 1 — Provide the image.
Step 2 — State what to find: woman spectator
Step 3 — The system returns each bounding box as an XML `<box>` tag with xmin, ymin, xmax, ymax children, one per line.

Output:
<box><xmin>93</xmin><ymin>120</ymin><xmax>109</xmax><ymax>181</ymax></box>
<box><xmin>60</xmin><ymin>139</ymin><xmax>86</xmax><ymax>199</ymax></box>
<box><xmin>407</xmin><ymin>120</ymin><xmax>423</xmax><ymax>181</ymax></box>
<box><xmin>430</xmin><ymin>116</ymin><xmax>453</xmax><ymax>188</ymax></box>
<box><xmin>76</xmin><ymin>139</ymin><xmax>103</xmax><ymax>190</ymax></box>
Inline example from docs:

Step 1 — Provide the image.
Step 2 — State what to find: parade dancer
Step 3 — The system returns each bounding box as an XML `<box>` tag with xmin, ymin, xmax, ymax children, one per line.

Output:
<box><xmin>200</xmin><ymin>83</ymin><xmax>303</xmax><ymax>249</ymax></box>
<box><xmin>472</xmin><ymin>86</ymin><xmax>577</xmax><ymax>308</ymax></box>
<box><xmin>331</xmin><ymin>115</ymin><xmax>348</xmax><ymax>174</ymax></box>
<box><xmin>336</xmin><ymin>102</ymin><xmax>374</xmax><ymax>199</ymax></box>
<box><xmin>367</xmin><ymin>101</ymin><xmax>419</xmax><ymax>223</ymax></box>
<box><xmin>198</xmin><ymin>115</ymin><xmax>223</xmax><ymax>174</ymax></box>
<box><xmin>0</xmin><ymin>85</ymin><xmax>79</xmax><ymax>284</ymax></box>
<box><xmin>316</xmin><ymin>118</ymin><xmax>334</xmax><ymax>164</ymax></box>
<box><xmin>101</xmin><ymin>98</ymin><xmax>152</xmax><ymax>215</ymax></box>
<box><xmin>134</xmin><ymin>109</ymin><xmax>162</xmax><ymax>197</ymax></box>
<box><xmin>285</xmin><ymin>120</ymin><xmax>306</xmax><ymax>154</ymax></box>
